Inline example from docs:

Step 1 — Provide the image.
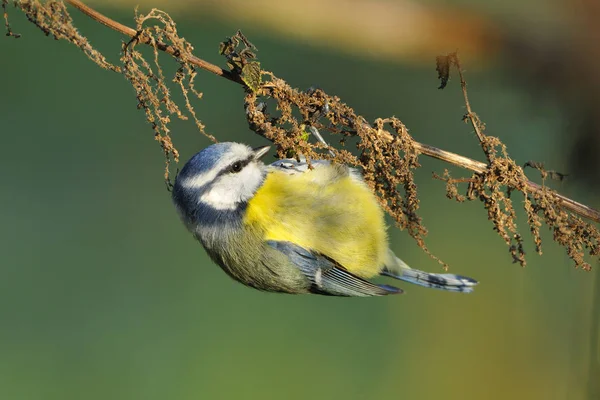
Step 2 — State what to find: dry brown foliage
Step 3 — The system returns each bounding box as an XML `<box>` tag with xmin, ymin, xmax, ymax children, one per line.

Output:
<box><xmin>4</xmin><ymin>0</ymin><xmax>599</xmax><ymax>271</ymax></box>
<box><xmin>120</xmin><ymin>8</ymin><xmax>216</xmax><ymax>182</ymax></box>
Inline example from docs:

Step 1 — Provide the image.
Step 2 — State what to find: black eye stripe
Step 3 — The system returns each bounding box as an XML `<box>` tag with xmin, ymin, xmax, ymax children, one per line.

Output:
<box><xmin>222</xmin><ymin>156</ymin><xmax>253</xmax><ymax>175</ymax></box>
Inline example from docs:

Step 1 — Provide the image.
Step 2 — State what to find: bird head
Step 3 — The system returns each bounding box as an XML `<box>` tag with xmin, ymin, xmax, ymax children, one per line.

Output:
<box><xmin>172</xmin><ymin>142</ymin><xmax>271</xmax><ymax>219</ymax></box>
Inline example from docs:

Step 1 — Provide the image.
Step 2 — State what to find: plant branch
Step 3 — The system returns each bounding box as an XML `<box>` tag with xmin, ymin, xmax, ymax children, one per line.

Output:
<box><xmin>65</xmin><ymin>0</ymin><xmax>242</xmax><ymax>84</ymax></box>
<box><xmin>455</xmin><ymin>57</ymin><xmax>486</xmax><ymax>144</ymax></box>
<box><xmin>377</xmin><ymin>125</ymin><xmax>600</xmax><ymax>223</ymax></box>
<box><xmin>60</xmin><ymin>0</ymin><xmax>598</xmax><ymax>224</ymax></box>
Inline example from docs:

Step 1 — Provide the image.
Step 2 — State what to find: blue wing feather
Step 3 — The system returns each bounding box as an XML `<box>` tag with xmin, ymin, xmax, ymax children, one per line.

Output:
<box><xmin>267</xmin><ymin>240</ymin><xmax>402</xmax><ymax>297</ymax></box>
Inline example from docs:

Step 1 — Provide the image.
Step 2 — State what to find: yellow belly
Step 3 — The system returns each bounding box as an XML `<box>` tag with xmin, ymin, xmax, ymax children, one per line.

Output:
<box><xmin>244</xmin><ymin>166</ymin><xmax>388</xmax><ymax>278</ymax></box>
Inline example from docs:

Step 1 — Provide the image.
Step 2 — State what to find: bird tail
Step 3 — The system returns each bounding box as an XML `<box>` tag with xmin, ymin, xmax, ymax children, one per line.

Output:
<box><xmin>382</xmin><ymin>250</ymin><xmax>478</xmax><ymax>293</ymax></box>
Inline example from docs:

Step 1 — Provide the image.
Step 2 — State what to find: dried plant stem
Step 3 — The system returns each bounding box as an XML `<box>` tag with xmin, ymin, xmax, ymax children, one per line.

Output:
<box><xmin>455</xmin><ymin>60</ymin><xmax>486</xmax><ymax>144</ymax></box>
<box><xmin>64</xmin><ymin>0</ymin><xmax>242</xmax><ymax>84</ymax></box>
<box><xmin>55</xmin><ymin>0</ymin><xmax>599</xmax><ymax>224</ymax></box>
<box><xmin>379</xmin><ymin>127</ymin><xmax>599</xmax><ymax>223</ymax></box>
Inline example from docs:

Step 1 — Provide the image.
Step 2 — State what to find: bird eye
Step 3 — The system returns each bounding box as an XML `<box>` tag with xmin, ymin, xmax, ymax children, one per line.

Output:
<box><xmin>230</xmin><ymin>162</ymin><xmax>243</xmax><ymax>173</ymax></box>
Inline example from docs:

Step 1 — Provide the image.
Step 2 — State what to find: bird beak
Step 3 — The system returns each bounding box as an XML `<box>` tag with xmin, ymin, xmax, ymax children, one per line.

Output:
<box><xmin>253</xmin><ymin>145</ymin><xmax>271</xmax><ymax>161</ymax></box>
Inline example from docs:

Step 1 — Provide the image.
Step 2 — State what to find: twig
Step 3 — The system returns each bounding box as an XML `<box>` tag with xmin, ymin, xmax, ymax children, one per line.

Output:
<box><xmin>453</xmin><ymin>54</ymin><xmax>486</xmax><ymax>144</ymax></box>
<box><xmin>308</xmin><ymin>126</ymin><xmax>335</xmax><ymax>157</ymax></box>
<box><xmin>64</xmin><ymin>0</ymin><xmax>243</xmax><ymax>85</ymax></box>
<box><xmin>54</xmin><ymin>0</ymin><xmax>599</xmax><ymax>224</ymax></box>
<box><xmin>378</xmin><ymin>129</ymin><xmax>600</xmax><ymax>223</ymax></box>
<box><xmin>2</xmin><ymin>0</ymin><xmax>21</xmax><ymax>38</ymax></box>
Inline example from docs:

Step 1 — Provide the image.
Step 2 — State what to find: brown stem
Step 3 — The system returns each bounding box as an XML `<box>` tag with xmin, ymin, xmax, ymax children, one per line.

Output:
<box><xmin>64</xmin><ymin>0</ymin><xmax>243</xmax><ymax>84</ymax></box>
<box><xmin>64</xmin><ymin>0</ymin><xmax>600</xmax><ymax>224</ymax></box>
<box><xmin>454</xmin><ymin>55</ymin><xmax>486</xmax><ymax>144</ymax></box>
<box><xmin>379</xmin><ymin>127</ymin><xmax>600</xmax><ymax>223</ymax></box>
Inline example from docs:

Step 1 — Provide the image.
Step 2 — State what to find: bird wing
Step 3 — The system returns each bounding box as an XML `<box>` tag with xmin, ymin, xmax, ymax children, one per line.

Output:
<box><xmin>268</xmin><ymin>158</ymin><xmax>328</xmax><ymax>174</ymax></box>
<box><xmin>269</xmin><ymin>158</ymin><xmax>364</xmax><ymax>181</ymax></box>
<box><xmin>267</xmin><ymin>240</ymin><xmax>401</xmax><ymax>296</ymax></box>
<box><xmin>267</xmin><ymin>159</ymin><xmax>479</xmax><ymax>294</ymax></box>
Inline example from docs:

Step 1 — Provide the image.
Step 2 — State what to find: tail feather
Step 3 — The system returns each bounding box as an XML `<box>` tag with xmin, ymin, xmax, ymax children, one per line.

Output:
<box><xmin>383</xmin><ymin>250</ymin><xmax>478</xmax><ymax>293</ymax></box>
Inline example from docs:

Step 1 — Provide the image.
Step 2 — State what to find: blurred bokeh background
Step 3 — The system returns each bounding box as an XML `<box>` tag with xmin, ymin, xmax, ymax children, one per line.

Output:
<box><xmin>1</xmin><ymin>0</ymin><xmax>599</xmax><ymax>399</ymax></box>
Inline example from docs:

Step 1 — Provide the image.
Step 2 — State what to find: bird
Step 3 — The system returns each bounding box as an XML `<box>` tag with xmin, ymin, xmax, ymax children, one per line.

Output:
<box><xmin>172</xmin><ymin>142</ymin><xmax>478</xmax><ymax>297</ymax></box>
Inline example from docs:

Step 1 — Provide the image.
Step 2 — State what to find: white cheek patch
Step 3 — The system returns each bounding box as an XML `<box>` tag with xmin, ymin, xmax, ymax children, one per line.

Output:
<box><xmin>199</xmin><ymin>163</ymin><xmax>265</xmax><ymax>210</ymax></box>
<box><xmin>200</xmin><ymin>187</ymin><xmax>239</xmax><ymax>210</ymax></box>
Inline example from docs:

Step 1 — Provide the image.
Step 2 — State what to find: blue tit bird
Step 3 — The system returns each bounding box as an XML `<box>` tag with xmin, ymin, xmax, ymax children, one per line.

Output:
<box><xmin>172</xmin><ymin>142</ymin><xmax>478</xmax><ymax>296</ymax></box>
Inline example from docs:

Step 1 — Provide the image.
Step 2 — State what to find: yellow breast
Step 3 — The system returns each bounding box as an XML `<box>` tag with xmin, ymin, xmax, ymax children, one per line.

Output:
<box><xmin>244</xmin><ymin>165</ymin><xmax>388</xmax><ymax>278</ymax></box>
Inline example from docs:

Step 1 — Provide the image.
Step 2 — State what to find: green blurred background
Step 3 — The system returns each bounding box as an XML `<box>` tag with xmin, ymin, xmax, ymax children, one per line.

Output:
<box><xmin>1</xmin><ymin>1</ymin><xmax>599</xmax><ymax>399</ymax></box>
